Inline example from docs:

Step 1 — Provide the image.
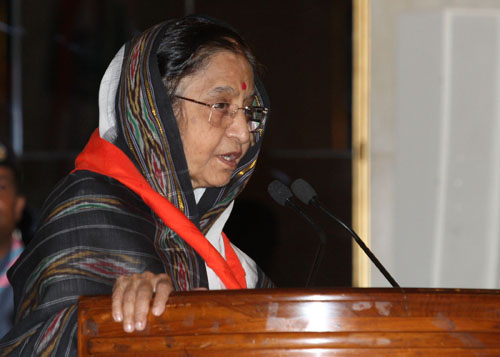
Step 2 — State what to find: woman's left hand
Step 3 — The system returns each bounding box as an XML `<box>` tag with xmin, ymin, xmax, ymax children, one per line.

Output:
<box><xmin>111</xmin><ymin>271</ymin><xmax>173</xmax><ymax>333</ymax></box>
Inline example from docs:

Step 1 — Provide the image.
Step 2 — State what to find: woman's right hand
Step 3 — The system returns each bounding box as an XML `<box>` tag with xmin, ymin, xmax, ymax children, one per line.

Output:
<box><xmin>111</xmin><ymin>271</ymin><xmax>173</xmax><ymax>333</ymax></box>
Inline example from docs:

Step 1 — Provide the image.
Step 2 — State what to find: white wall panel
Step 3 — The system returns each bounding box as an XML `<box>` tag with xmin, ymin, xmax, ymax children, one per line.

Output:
<box><xmin>370</xmin><ymin>1</ymin><xmax>500</xmax><ymax>288</ymax></box>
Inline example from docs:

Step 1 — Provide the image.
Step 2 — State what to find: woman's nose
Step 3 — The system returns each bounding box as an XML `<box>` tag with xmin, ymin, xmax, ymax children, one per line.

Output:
<box><xmin>226</xmin><ymin>109</ymin><xmax>250</xmax><ymax>143</ymax></box>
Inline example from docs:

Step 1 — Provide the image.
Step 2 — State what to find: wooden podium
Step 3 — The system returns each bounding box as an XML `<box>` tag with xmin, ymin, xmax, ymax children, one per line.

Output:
<box><xmin>79</xmin><ymin>288</ymin><xmax>500</xmax><ymax>356</ymax></box>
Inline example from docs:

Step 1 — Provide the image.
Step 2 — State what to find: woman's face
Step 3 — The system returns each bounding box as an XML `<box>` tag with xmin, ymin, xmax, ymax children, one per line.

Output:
<box><xmin>176</xmin><ymin>51</ymin><xmax>254</xmax><ymax>189</ymax></box>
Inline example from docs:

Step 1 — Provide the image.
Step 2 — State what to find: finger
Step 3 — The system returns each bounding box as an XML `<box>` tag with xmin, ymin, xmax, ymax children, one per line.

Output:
<box><xmin>151</xmin><ymin>274</ymin><xmax>173</xmax><ymax>316</ymax></box>
<box><xmin>111</xmin><ymin>276</ymin><xmax>128</xmax><ymax>322</ymax></box>
<box><xmin>133</xmin><ymin>280</ymin><xmax>154</xmax><ymax>331</ymax></box>
<box><xmin>122</xmin><ymin>276</ymin><xmax>140</xmax><ymax>333</ymax></box>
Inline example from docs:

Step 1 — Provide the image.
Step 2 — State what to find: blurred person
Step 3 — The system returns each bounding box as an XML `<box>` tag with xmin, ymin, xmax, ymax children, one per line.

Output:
<box><xmin>0</xmin><ymin>141</ymin><xmax>25</xmax><ymax>339</ymax></box>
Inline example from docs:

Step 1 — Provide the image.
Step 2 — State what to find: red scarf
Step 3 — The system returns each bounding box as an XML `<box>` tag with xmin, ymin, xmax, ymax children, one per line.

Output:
<box><xmin>72</xmin><ymin>130</ymin><xmax>246</xmax><ymax>289</ymax></box>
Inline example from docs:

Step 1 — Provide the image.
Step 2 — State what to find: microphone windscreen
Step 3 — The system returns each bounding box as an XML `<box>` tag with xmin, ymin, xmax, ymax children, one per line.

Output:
<box><xmin>291</xmin><ymin>178</ymin><xmax>317</xmax><ymax>204</ymax></box>
<box><xmin>267</xmin><ymin>180</ymin><xmax>293</xmax><ymax>206</ymax></box>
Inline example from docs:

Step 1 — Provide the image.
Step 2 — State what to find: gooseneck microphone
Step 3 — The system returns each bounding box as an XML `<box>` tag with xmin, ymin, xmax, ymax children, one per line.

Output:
<box><xmin>267</xmin><ymin>180</ymin><xmax>326</xmax><ymax>287</ymax></box>
<box><xmin>290</xmin><ymin>178</ymin><xmax>400</xmax><ymax>288</ymax></box>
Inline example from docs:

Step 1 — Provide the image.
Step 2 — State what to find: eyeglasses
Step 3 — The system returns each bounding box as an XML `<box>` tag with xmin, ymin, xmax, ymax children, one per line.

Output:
<box><xmin>175</xmin><ymin>95</ymin><xmax>268</xmax><ymax>133</ymax></box>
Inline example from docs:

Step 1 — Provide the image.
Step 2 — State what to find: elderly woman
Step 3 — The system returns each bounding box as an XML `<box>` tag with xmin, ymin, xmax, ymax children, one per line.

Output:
<box><xmin>0</xmin><ymin>15</ymin><xmax>272</xmax><ymax>355</ymax></box>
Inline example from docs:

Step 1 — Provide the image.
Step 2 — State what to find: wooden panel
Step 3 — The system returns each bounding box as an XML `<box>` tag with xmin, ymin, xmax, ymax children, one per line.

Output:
<box><xmin>79</xmin><ymin>288</ymin><xmax>500</xmax><ymax>356</ymax></box>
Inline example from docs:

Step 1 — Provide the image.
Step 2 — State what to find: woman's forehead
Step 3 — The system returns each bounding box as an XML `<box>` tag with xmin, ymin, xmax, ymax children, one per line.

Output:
<box><xmin>183</xmin><ymin>52</ymin><xmax>254</xmax><ymax>96</ymax></box>
<box><xmin>207</xmin><ymin>85</ymin><xmax>255</xmax><ymax>99</ymax></box>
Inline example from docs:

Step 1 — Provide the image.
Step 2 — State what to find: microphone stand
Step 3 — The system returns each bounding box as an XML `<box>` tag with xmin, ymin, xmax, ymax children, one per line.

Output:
<box><xmin>311</xmin><ymin>197</ymin><xmax>400</xmax><ymax>288</ymax></box>
<box><xmin>285</xmin><ymin>199</ymin><xmax>326</xmax><ymax>287</ymax></box>
<box><xmin>267</xmin><ymin>180</ymin><xmax>326</xmax><ymax>287</ymax></box>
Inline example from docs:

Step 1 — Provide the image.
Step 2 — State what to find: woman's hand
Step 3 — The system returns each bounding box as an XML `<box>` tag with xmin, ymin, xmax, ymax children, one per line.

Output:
<box><xmin>111</xmin><ymin>271</ymin><xmax>173</xmax><ymax>333</ymax></box>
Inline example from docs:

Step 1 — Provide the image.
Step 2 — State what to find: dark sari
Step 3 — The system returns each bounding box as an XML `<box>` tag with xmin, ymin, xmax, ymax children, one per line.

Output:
<box><xmin>0</xmin><ymin>16</ymin><xmax>271</xmax><ymax>356</ymax></box>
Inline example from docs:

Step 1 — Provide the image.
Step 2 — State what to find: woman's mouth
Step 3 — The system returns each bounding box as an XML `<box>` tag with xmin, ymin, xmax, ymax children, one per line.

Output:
<box><xmin>218</xmin><ymin>152</ymin><xmax>241</xmax><ymax>168</ymax></box>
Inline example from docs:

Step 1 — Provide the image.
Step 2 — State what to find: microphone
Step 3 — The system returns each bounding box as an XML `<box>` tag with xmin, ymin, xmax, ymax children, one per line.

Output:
<box><xmin>290</xmin><ymin>178</ymin><xmax>400</xmax><ymax>288</ymax></box>
<box><xmin>267</xmin><ymin>180</ymin><xmax>326</xmax><ymax>287</ymax></box>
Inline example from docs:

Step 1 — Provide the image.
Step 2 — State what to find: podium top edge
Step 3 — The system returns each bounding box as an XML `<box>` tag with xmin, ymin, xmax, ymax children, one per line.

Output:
<box><xmin>79</xmin><ymin>286</ymin><xmax>500</xmax><ymax>306</ymax></box>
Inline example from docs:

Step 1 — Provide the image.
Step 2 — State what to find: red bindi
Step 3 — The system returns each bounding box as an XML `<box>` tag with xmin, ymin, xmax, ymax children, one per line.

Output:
<box><xmin>241</xmin><ymin>82</ymin><xmax>247</xmax><ymax>90</ymax></box>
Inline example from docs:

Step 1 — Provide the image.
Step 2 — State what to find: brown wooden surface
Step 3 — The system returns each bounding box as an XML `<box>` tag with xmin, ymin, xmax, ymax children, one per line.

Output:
<box><xmin>79</xmin><ymin>288</ymin><xmax>500</xmax><ymax>356</ymax></box>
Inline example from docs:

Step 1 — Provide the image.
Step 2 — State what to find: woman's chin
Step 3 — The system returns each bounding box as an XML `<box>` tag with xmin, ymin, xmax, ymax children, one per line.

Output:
<box><xmin>191</xmin><ymin>175</ymin><xmax>231</xmax><ymax>189</ymax></box>
<box><xmin>208</xmin><ymin>178</ymin><xmax>231</xmax><ymax>188</ymax></box>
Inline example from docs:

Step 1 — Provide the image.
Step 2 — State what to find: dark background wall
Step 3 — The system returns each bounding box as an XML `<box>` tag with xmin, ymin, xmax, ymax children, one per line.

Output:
<box><xmin>1</xmin><ymin>0</ymin><xmax>353</xmax><ymax>288</ymax></box>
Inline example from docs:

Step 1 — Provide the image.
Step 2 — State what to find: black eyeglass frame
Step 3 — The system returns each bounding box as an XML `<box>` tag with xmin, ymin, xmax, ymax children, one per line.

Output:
<box><xmin>174</xmin><ymin>95</ymin><xmax>268</xmax><ymax>133</ymax></box>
